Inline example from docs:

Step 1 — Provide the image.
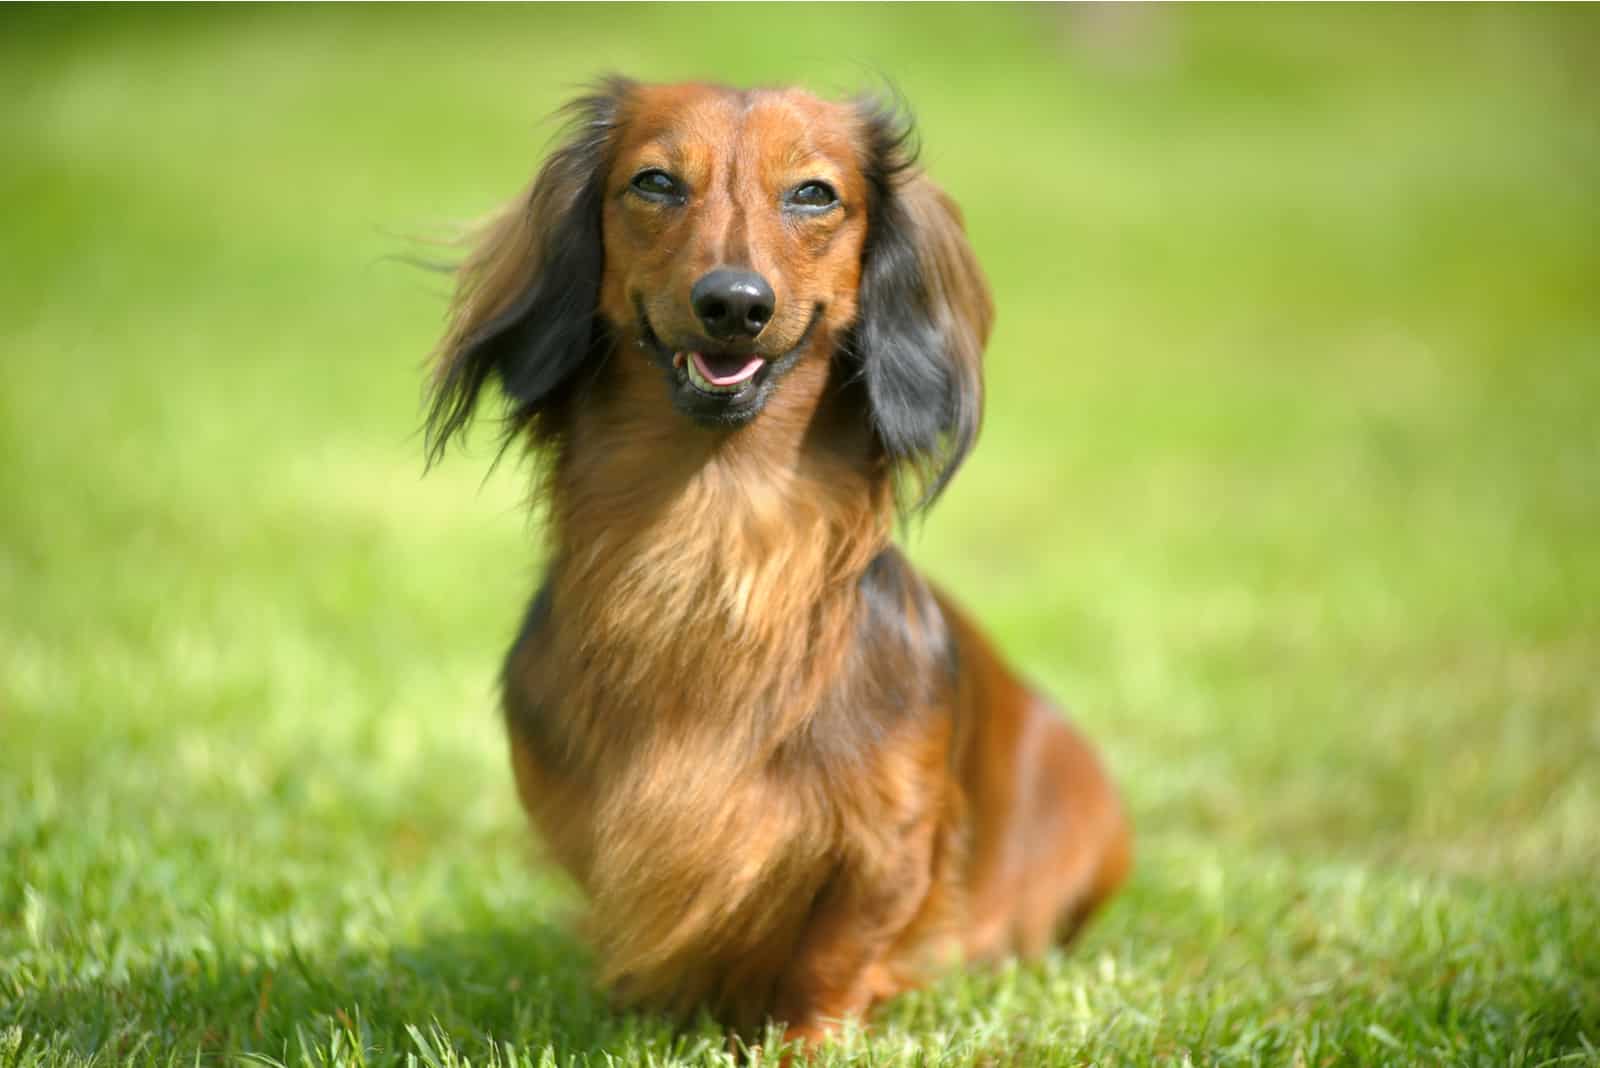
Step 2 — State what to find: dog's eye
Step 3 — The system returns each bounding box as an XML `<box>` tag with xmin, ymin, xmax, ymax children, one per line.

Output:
<box><xmin>785</xmin><ymin>180</ymin><xmax>839</xmax><ymax>212</ymax></box>
<box><xmin>630</xmin><ymin>169</ymin><xmax>684</xmax><ymax>203</ymax></box>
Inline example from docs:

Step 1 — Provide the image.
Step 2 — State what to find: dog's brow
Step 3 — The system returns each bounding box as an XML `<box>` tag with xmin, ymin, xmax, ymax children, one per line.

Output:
<box><xmin>782</xmin><ymin>151</ymin><xmax>840</xmax><ymax>175</ymax></box>
<box><xmin>775</xmin><ymin>108</ymin><xmax>856</xmax><ymax>173</ymax></box>
<box><xmin>632</xmin><ymin>139</ymin><xmax>677</xmax><ymax>166</ymax></box>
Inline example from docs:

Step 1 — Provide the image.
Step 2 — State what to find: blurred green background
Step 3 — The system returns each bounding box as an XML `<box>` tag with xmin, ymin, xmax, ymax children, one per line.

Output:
<box><xmin>2</xmin><ymin>5</ymin><xmax>1597</xmax><ymax>1066</ymax></box>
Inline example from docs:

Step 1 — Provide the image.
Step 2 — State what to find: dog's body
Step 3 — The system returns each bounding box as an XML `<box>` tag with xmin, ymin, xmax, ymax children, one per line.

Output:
<box><xmin>428</xmin><ymin>79</ymin><xmax>1130</xmax><ymax>1046</ymax></box>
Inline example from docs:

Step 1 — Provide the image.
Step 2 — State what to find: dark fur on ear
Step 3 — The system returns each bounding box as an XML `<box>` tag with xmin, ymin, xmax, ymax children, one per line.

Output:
<box><xmin>425</xmin><ymin>78</ymin><xmax>634</xmax><ymax>461</ymax></box>
<box><xmin>850</xmin><ymin>95</ymin><xmax>994</xmax><ymax>513</ymax></box>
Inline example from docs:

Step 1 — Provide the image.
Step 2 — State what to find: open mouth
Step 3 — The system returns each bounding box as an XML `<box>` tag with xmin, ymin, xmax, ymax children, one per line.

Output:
<box><xmin>635</xmin><ymin>300</ymin><xmax>824</xmax><ymax>426</ymax></box>
<box><xmin>672</xmin><ymin>350</ymin><xmax>766</xmax><ymax>395</ymax></box>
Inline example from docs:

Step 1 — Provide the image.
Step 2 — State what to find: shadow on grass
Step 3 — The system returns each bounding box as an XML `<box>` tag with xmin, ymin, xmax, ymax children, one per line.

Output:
<box><xmin>7</xmin><ymin>919</ymin><xmax>711</xmax><ymax>1065</ymax></box>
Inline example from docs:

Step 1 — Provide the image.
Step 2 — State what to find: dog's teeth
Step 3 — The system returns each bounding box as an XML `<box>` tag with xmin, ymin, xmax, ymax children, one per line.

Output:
<box><xmin>688</xmin><ymin>357</ymin><xmax>714</xmax><ymax>392</ymax></box>
<box><xmin>683</xmin><ymin>353</ymin><xmax>745</xmax><ymax>394</ymax></box>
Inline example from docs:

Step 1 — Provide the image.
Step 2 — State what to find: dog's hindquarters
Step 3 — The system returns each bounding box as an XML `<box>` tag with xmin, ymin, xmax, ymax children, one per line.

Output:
<box><xmin>939</xmin><ymin>594</ymin><xmax>1132</xmax><ymax>962</ymax></box>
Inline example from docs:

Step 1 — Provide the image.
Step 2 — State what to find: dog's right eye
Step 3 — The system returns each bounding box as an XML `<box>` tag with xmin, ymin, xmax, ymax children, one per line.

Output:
<box><xmin>630</xmin><ymin>169</ymin><xmax>685</xmax><ymax>203</ymax></box>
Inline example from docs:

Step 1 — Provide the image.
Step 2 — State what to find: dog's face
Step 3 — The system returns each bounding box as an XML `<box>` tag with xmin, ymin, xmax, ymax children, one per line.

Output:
<box><xmin>600</xmin><ymin>84</ymin><xmax>870</xmax><ymax>427</ymax></box>
<box><xmin>429</xmin><ymin>78</ymin><xmax>995</xmax><ymax>509</ymax></box>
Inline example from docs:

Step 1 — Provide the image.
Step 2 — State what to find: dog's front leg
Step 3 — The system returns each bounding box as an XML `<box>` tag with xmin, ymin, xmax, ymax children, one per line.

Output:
<box><xmin>771</xmin><ymin>818</ymin><xmax>939</xmax><ymax>1051</ymax></box>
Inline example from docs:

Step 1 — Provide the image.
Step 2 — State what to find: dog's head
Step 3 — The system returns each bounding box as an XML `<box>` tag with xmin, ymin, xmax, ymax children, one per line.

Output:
<box><xmin>428</xmin><ymin>78</ymin><xmax>992</xmax><ymax>509</ymax></box>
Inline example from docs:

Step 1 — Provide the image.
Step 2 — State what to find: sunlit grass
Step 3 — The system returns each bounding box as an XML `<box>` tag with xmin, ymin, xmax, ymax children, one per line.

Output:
<box><xmin>3</xmin><ymin>6</ymin><xmax>1597</xmax><ymax>1066</ymax></box>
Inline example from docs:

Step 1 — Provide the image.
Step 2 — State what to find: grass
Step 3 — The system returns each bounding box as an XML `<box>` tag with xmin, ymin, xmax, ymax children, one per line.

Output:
<box><xmin>2</xmin><ymin>5</ymin><xmax>1598</xmax><ymax>1065</ymax></box>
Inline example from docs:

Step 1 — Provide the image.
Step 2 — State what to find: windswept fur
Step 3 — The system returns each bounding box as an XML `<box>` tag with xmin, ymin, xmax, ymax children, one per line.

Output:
<box><xmin>425</xmin><ymin>79</ymin><xmax>1130</xmax><ymax>1049</ymax></box>
<box><xmin>426</xmin><ymin>78</ymin><xmax>634</xmax><ymax>459</ymax></box>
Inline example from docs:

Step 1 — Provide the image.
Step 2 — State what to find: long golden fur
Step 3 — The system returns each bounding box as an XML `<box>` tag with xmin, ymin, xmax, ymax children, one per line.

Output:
<box><xmin>426</xmin><ymin>78</ymin><xmax>1131</xmax><ymax>1049</ymax></box>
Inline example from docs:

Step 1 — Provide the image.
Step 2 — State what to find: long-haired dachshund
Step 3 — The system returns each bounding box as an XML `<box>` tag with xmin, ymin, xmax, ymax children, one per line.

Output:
<box><xmin>425</xmin><ymin>78</ymin><xmax>1131</xmax><ymax>1049</ymax></box>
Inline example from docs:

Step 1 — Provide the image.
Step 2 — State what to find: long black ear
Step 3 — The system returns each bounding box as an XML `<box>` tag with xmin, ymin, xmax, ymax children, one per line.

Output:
<box><xmin>852</xmin><ymin>97</ymin><xmax>994</xmax><ymax>513</ymax></box>
<box><xmin>425</xmin><ymin>78</ymin><xmax>633</xmax><ymax>460</ymax></box>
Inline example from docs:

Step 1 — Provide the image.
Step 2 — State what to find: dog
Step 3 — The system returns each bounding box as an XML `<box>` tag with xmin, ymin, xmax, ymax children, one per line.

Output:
<box><xmin>425</xmin><ymin>77</ymin><xmax>1131</xmax><ymax>1049</ymax></box>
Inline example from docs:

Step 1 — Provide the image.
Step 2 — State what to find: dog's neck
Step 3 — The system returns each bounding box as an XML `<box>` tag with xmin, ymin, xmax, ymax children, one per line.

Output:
<box><xmin>530</xmin><ymin>333</ymin><xmax>894</xmax><ymax>762</ymax></box>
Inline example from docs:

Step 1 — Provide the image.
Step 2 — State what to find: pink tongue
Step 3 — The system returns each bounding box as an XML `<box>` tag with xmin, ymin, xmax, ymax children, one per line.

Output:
<box><xmin>691</xmin><ymin>351</ymin><xmax>763</xmax><ymax>386</ymax></box>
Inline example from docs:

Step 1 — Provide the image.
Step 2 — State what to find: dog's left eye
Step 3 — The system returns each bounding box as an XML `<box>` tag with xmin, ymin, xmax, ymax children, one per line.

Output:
<box><xmin>785</xmin><ymin>181</ymin><xmax>839</xmax><ymax>211</ymax></box>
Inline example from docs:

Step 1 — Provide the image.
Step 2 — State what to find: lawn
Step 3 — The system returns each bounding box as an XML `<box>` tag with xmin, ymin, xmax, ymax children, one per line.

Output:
<box><xmin>2</xmin><ymin>6</ymin><xmax>1597</xmax><ymax>1066</ymax></box>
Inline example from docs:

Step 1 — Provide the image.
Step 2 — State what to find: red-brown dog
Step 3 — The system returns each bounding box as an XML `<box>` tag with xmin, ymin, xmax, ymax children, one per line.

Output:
<box><xmin>426</xmin><ymin>78</ymin><xmax>1130</xmax><ymax>1049</ymax></box>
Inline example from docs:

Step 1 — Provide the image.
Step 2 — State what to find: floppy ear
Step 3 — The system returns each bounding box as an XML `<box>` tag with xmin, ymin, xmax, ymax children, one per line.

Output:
<box><xmin>852</xmin><ymin>99</ymin><xmax>994</xmax><ymax>512</ymax></box>
<box><xmin>426</xmin><ymin>79</ymin><xmax>632</xmax><ymax>460</ymax></box>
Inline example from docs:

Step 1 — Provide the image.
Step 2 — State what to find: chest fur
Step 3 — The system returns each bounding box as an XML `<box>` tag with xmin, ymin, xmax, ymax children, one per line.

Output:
<box><xmin>500</xmin><ymin>452</ymin><xmax>891</xmax><ymax>999</ymax></box>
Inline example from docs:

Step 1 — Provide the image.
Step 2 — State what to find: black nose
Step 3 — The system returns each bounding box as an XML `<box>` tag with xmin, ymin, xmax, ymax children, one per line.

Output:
<box><xmin>691</xmin><ymin>269</ymin><xmax>775</xmax><ymax>341</ymax></box>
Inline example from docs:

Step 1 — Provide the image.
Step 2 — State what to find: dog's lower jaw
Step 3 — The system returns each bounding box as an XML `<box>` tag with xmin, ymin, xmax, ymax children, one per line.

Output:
<box><xmin>630</xmin><ymin>305</ymin><xmax>826</xmax><ymax>430</ymax></box>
